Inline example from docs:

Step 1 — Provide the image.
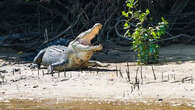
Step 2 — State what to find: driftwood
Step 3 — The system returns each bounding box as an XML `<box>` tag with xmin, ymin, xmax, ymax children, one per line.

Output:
<box><xmin>0</xmin><ymin>0</ymin><xmax>124</xmax><ymax>51</ymax></box>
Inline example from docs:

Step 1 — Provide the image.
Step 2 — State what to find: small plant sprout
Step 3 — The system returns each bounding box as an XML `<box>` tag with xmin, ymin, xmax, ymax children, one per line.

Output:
<box><xmin>122</xmin><ymin>0</ymin><xmax>168</xmax><ymax>64</ymax></box>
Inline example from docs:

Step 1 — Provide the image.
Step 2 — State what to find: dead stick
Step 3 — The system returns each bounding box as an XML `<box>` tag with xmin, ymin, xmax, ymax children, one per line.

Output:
<box><xmin>126</xmin><ymin>62</ymin><xmax>130</xmax><ymax>82</ymax></box>
<box><xmin>51</xmin><ymin>71</ymin><xmax>54</xmax><ymax>77</ymax></box>
<box><xmin>64</xmin><ymin>71</ymin><xmax>66</xmax><ymax>77</ymax></box>
<box><xmin>115</xmin><ymin>65</ymin><xmax>118</xmax><ymax>77</ymax></box>
<box><xmin>96</xmin><ymin>66</ymin><xmax>99</xmax><ymax>75</ymax></box>
<box><xmin>19</xmin><ymin>70</ymin><xmax>21</xmax><ymax>75</ymax></box>
<box><xmin>135</xmin><ymin>67</ymin><xmax>140</xmax><ymax>90</ymax></box>
<box><xmin>58</xmin><ymin>72</ymin><xmax>60</xmax><ymax>78</ymax></box>
<box><xmin>151</xmin><ymin>65</ymin><xmax>156</xmax><ymax>80</ymax></box>
<box><xmin>31</xmin><ymin>69</ymin><xmax>34</xmax><ymax>75</ymax></box>
<box><xmin>174</xmin><ymin>74</ymin><xmax>176</xmax><ymax>80</ymax></box>
<box><xmin>38</xmin><ymin>69</ymin><xmax>39</xmax><ymax>76</ymax></box>
<box><xmin>119</xmin><ymin>66</ymin><xmax>123</xmax><ymax>78</ymax></box>
<box><xmin>42</xmin><ymin>70</ymin><xmax>45</xmax><ymax>77</ymax></box>
<box><xmin>12</xmin><ymin>69</ymin><xmax>15</xmax><ymax>76</ymax></box>
<box><xmin>135</xmin><ymin>67</ymin><xmax>139</xmax><ymax>83</ymax></box>
<box><xmin>140</xmin><ymin>65</ymin><xmax>143</xmax><ymax>84</ymax></box>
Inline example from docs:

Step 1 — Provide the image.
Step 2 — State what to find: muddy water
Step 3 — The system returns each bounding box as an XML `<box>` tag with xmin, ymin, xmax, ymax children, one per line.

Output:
<box><xmin>0</xmin><ymin>99</ymin><xmax>195</xmax><ymax>110</ymax></box>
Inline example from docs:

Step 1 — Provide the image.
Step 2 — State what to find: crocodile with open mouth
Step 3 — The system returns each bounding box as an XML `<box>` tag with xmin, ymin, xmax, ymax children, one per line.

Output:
<box><xmin>33</xmin><ymin>23</ymin><xmax>108</xmax><ymax>73</ymax></box>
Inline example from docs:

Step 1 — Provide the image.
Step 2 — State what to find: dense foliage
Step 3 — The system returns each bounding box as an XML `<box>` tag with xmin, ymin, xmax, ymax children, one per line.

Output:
<box><xmin>0</xmin><ymin>0</ymin><xmax>193</xmax><ymax>51</ymax></box>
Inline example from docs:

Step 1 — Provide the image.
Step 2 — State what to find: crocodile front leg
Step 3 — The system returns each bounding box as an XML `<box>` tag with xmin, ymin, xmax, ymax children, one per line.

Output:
<box><xmin>33</xmin><ymin>49</ymin><xmax>46</xmax><ymax>68</ymax></box>
<box><xmin>48</xmin><ymin>60</ymin><xmax>67</xmax><ymax>73</ymax></box>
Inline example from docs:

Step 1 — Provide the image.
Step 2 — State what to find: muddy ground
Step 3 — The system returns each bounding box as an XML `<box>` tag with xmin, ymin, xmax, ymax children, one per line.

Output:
<box><xmin>0</xmin><ymin>43</ymin><xmax>195</xmax><ymax>107</ymax></box>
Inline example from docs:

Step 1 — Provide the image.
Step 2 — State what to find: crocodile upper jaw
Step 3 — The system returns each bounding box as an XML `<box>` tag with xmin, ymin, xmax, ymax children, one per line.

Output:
<box><xmin>77</xmin><ymin>23</ymin><xmax>102</xmax><ymax>46</ymax></box>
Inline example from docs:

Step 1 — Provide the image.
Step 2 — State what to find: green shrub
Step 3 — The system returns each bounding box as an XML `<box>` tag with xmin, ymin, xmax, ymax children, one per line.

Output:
<box><xmin>122</xmin><ymin>0</ymin><xmax>168</xmax><ymax>64</ymax></box>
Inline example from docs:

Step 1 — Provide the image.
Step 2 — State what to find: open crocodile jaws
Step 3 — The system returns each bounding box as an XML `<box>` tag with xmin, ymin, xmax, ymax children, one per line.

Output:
<box><xmin>33</xmin><ymin>23</ymin><xmax>108</xmax><ymax>73</ymax></box>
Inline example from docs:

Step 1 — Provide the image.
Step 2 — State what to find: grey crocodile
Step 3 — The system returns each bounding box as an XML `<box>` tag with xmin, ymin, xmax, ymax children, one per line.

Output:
<box><xmin>33</xmin><ymin>23</ymin><xmax>108</xmax><ymax>73</ymax></box>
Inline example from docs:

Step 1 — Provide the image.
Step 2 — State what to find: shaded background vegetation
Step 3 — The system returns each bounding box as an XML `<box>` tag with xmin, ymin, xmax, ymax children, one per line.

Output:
<box><xmin>0</xmin><ymin>0</ymin><xmax>194</xmax><ymax>51</ymax></box>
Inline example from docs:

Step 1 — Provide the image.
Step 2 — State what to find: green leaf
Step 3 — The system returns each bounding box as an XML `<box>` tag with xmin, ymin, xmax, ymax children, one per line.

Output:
<box><xmin>159</xmin><ymin>25</ymin><xmax>165</xmax><ymax>31</ymax></box>
<box><xmin>146</xmin><ymin>9</ymin><xmax>150</xmax><ymax>15</ymax></box>
<box><xmin>151</xmin><ymin>31</ymin><xmax>157</xmax><ymax>38</ymax></box>
<box><xmin>122</xmin><ymin>11</ymin><xmax>128</xmax><ymax>17</ymax></box>
<box><xmin>124</xmin><ymin>22</ymin><xmax>129</xmax><ymax>28</ymax></box>
<box><xmin>126</xmin><ymin>3</ymin><xmax>133</xmax><ymax>8</ymax></box>
<box><xmin>157</xmin><ymin>31</ymin><xmax>162</xmax><ymax>36</ymax></box>
<box><xmin>161</xmin><ymin>17</ymin><xmax>168</xmax><ymax>25</ymax></box>
<box><xmin>139</xmin><ymin>13</ymin><xmax>146</xmax><ymax>23</ymax></box>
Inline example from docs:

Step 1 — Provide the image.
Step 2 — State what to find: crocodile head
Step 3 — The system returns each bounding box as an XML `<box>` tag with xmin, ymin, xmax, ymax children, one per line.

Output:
<box><xmin>69</xmin><ymin>23</ymin><xmax>103</xmax><ymax>51</ymax></box>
